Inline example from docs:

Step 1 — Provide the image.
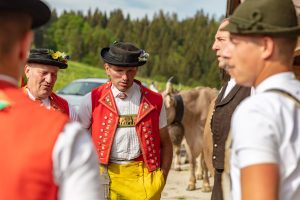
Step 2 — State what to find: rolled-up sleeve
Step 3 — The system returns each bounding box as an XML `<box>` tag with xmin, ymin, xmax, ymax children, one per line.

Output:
<box><xmin>78</xmin><ymin>93</ymin><xmax>92</xmax><ymax>129</ymax></box>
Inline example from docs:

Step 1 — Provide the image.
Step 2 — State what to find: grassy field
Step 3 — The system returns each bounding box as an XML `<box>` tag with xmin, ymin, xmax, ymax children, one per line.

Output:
<box><xmin>54</xmin><ymin>61</ymin><xmax>107</xmax><ymax>91</ymax></box>
<box><xmin>55</xmin><ymin>61</ymin><xmax>188</xmax><ymax>92</ymax></box>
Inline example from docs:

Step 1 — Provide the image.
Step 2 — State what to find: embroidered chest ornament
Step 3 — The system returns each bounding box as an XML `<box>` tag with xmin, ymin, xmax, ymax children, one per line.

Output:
<box><xmin>118</xmin><ymin>114</ymin><xmax>137</xmax><ymax>128</ymax></box>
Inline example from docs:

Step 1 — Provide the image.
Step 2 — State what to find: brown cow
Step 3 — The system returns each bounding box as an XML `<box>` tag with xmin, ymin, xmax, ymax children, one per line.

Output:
<box><xmin>163</xmin><ymin>83</ymin><xmax>218</xmax><ymax>192</ymax></box>
<box><xmin>203</xmin><ymin>97</ymin><xmax>217</xmax><ymax>176</ymax></box>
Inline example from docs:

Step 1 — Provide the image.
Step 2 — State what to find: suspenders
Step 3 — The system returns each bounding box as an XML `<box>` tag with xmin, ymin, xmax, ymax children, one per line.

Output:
<box><xmin>267</xmin><ymin>89</ymin><xmax>300</xmax><ymax>108</ymax></box>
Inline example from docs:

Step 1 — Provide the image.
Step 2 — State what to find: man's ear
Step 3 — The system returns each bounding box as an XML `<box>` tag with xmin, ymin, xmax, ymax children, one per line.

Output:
<box><xmin>24</xmin><ymin>64</ymin><xmax>31</xmax><ymax>79</ymax></box>
<box><xmin>261</xmin><ymin>36</ymin><xmax>274</xmax><ymax>60</ymax></box>
<box><xmin>19</xmin><ymin>31</ymin><xmax>33</xmax><ymax>62</ymax></box>
<box><xmin>104</xmin><ymin>63</ymin><xmax>110</xmax><ymax>76</ymax></box>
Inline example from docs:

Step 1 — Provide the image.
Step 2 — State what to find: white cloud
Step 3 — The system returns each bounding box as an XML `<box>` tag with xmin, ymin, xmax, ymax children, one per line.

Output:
<box><xmin>44</xmin><ymin>0</ymin><xmax>226</xmax><ymax>20</ymax></box>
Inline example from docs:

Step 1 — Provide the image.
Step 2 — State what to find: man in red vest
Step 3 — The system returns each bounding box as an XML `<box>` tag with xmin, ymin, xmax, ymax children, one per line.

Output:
<box><xmin>79</xmin><ymin>41</ymin><xmax>173</xmax><ymax>199</ymax></box>
<box><xmin>24</xmin><ymin>48</ymin><xmax>78</xmax><ymax>121</ymax></box>
<box><xmin>0</xmin><ymin>1</ymin><xmax>101</xmax><ymax>199</ymax></box>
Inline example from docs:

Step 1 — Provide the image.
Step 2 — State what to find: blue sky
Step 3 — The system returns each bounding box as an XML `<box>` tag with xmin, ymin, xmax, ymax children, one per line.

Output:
<box><xmin>44</xmin><ymin>0</ymin><xmax>226</xmax><ymax>20</ymax></box>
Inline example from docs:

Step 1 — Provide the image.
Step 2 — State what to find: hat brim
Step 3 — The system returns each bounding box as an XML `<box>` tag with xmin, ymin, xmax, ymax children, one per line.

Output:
<box><xmin>0</xmin><ymin>1</ymin><xmax>51</xmax><ymax>29</ymax></box>
<box><xmin>28</xmin><ymin>58</ymin><xmax>68</xmax><ymax>69</ymax></box>
<box><xmin>223</xmin><ymin>20</ymin><xmax>300</xmax><ymax>36</ymax></box>
<box><xmin>100</xmin><ymin>47</ymin><xmax>146</xmax><ymax>67</ymax></box>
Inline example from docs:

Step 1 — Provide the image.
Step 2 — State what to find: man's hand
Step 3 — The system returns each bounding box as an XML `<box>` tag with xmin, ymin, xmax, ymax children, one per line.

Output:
<box><xmin>160</xmin><ymin>127</ymin><xmax>173</xmax><ymax>181</ymax></box>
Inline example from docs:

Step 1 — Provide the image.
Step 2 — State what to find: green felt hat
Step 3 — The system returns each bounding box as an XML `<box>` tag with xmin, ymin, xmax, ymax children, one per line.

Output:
<box><xmin>224</xmin><ymin>0</ymin><xmax>300</xmax><ymax>36</ymax></box>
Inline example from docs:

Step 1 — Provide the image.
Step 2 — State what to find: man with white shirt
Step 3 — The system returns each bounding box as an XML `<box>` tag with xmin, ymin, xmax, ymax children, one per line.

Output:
<box><xmin>223</xmin><ymin>0</ymin><xmax>300</xmax><ymax>199</ymax></box>
<box><xmin>0</xmin><ymin>1</ymin><xmax>101</xmax><ymax>199</ymax></box>
<box><xmin>210</xmin><ymin>18</ymin><xmax>251</xmax><ymax>200</ymax></box>
<box><xmin>79</xmin><ymin>41</ymin><xmax>173</xmax><ymax>199</ymax></box>
<box><xmin>24</xmin><ymin>48</ymin><xmax>78</xmax><ymax>121</ymax></box>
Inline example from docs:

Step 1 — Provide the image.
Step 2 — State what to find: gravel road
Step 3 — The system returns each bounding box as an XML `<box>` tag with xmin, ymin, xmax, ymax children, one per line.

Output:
<box><xmin>161</xmin><ymin>163</ymin><xmax>213</xmax><ymax>200</ymax></box>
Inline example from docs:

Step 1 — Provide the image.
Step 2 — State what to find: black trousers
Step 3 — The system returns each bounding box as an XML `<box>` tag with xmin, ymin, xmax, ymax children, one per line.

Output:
<box><xmin>211</xmin><ymin>168</ymin><xmax>224</xmax><ymax>200</ymax></box>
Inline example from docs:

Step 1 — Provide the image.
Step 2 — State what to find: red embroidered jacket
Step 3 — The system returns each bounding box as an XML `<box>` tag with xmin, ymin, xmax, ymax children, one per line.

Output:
<box><xmin>91</xmin><ymin>80</ymin><xmax>163</xmax><ymax>172</ymax></box>
<box><xmin>49</xmin><ymin>92</ymin><xmax>70</xmax><ymax>116</ymax></box>
<box><xmin>0</xmin><ymin>80</ymin><xmax>68</xmax><ymax>200</ymax></box>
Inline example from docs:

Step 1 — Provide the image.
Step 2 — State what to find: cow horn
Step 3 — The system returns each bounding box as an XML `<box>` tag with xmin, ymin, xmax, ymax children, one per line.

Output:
<box><xmin>166</xmin><ymin>76</ymin><xmax>174</xmax><ymax>94</ymax></box>
<box><xmin>167</xmin><ymin>76</ymin><xmax>174</xmax><ymax>83</ymax></box>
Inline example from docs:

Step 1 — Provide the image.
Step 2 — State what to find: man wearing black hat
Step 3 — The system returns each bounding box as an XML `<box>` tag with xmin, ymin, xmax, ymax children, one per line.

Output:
<box><xmin>0</xmin><ymin>1</ymin><xmax>101</xmax><ymax>199</ymax></box>
<box><xmin>222</xmin><ymin>0</ymin><xmax>300</xmax><ymax>199</ymax></box>
<box><xmin>79</xmin><ymin>41</ymin><xmax>173</xmax><ymax>199</ymax></box>
<box><xmin>24</xmin><ymin>48</ymin><xmax>78</xmax><ymax>121</ymax></box>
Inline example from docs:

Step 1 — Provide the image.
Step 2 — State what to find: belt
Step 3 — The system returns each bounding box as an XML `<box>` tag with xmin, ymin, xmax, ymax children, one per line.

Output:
<box><xmin>109</xmin><ymin>154</ymin><xmax>144</xmax><ymax>163</ymax></box>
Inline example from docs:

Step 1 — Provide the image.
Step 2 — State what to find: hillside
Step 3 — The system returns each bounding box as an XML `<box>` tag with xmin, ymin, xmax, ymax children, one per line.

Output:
<box><xmin>54</xmin><ymin>61</ymin><xmax>106</xmax><ymax>90</ymax></box>
<box><xmin>55</xmin><ymin>61</ymin><xmax>184</xmax><ymax>92</ymax></box>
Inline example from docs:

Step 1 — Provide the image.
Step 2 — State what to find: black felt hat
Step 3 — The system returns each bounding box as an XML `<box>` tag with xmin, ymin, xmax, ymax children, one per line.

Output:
<box><xmin>100</xmin><ymin>42</ymin><xmax>149</xmax><ymax>67</ymax></box>
<box><xmin>0</xmin><ymin>0</ymin><xmax>51</xmax><ymax>29</ymax></box>
<box><xmin>28</xmin><ymin>49</ymin><xmax>69</xmax><ymax>69</ymax></box>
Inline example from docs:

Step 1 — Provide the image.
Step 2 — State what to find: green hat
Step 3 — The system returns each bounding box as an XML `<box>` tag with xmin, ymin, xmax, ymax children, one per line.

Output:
<box><xmin>223</xmin><ymin>0</ymin><xmax>300</xmax><ymax>36</ymax></box>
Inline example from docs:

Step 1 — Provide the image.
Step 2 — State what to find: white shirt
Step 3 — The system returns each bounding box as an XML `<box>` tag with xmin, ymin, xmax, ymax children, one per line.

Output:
<box><xmin>53</xmin><ymin>122</ymin><xmax>101</xmax><ymax>200</ymax></box>
<box><xmin>230</xmin><ymin>72</ymin><xmax>300</xmax><ymax>200</ymax></box>
<box><xmin>221</xmin><ymin>78</ymin><xmax>255</xmax><ymax>100</ymax></box>
<box><xmin>0</xmin><ymin>75</ymin><xmax>101</xmax><ymax>200</ymax></box>
<box><xmin>78</xmin><ymin>82</ymin><xmax>167</xmax><ymax>163</ymax></box>
<box><xmin>26</xmin><ymin>89</ymin><xmax>78</xmax><ymax>121</ymax></box>
<box><xmin>222</xmin><ymin>78</ymin><xmax>236</xmax><ymax>99</ymax></box>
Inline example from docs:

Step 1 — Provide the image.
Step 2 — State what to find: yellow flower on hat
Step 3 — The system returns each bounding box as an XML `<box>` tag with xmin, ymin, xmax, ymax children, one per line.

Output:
<box><xmin>48</xmin><ymin>49</ymin><xmax>70</xmax><ymax>64</ymax></box>
<box><xmin>51</xmin><ymin>51</ymin><xmax>62</xmax><ymax>60</ymax></box>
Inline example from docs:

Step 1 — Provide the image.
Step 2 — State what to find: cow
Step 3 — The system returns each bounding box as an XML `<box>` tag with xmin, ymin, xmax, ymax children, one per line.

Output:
<box><xmin>203</xmin><ymin>97</ymin><xmax>217</xmax><ymax>176</ymax></box>
<box><xmin>163</xmin><ymin>81</ymin><xmax>218</xmax><ymax>192</ymax></box>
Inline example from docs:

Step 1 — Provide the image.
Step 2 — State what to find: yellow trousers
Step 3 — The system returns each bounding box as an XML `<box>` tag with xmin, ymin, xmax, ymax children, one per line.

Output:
<box><xmin>100</xmin><ymin>161</ymin><xmax>165</xmax><ymax>200</ymax></box>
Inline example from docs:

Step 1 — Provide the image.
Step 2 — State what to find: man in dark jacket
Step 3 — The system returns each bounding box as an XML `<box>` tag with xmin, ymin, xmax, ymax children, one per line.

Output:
<box><xmin>210</xmin><ymin>18</ymin><xmax>251</xmax><ymax>200</ymax></box>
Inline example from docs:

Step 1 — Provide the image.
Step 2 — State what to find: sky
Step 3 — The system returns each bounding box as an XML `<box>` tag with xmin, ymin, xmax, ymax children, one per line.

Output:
<box><xmin>44</xmin><ymin>0</ymin><xmax>227</xmax><ymax>20</ymax></box>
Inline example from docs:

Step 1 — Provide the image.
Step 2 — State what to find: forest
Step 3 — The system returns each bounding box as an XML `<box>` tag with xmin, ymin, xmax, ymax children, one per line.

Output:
<box><xmin>33</xmin><ymin>9</ymin><xmax>223</xmax><ymax>88</ymax></box>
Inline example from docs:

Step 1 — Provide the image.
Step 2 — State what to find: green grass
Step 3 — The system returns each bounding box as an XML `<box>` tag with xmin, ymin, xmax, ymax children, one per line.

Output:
<box><xmin>55</xmin><ymin>61</ymin><xmax>191</xmax><ymax>92</ymax></box>
<box><xmin>54</xmin><ymin>61</ymin><xmax>106</xmax><ymax>91</ymax></box>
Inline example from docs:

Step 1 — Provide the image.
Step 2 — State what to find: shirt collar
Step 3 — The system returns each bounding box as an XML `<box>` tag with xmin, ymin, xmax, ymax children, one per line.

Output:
<box><xmin>255</xmin><ymin>72</ymin><xmax>296</xmax><ymax>94</ymax></box>
<box><xmin>0</xmin><ymin>74</ymin><xmax>18</xmax><ymax>86</ymax></box>
<box><xmin>226</xmin><ymin>78</ymin><xmax>236</xmax><ymax>90</ymax></box>
<box><xmin>26</xmin><ymin>88</ymin><xmax>50</xmax><ymax>105</ymax></box>
<box><xmin>111</xmin><ymin>82</ymin><xmax>140</xmax><ymax>99</ymax></box>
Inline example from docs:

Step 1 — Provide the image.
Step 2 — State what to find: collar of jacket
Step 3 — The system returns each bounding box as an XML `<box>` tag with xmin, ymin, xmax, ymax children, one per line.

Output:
<box><xmin>98</xmin><ymin>79</ymin><xmax>156</xmax><ymax>124</ymax></box>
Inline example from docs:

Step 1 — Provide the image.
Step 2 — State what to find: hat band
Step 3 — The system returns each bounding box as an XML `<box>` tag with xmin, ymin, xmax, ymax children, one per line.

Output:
<box><xmin>231</xmin><ymin>15</ymin><xmax>299</xmax><ymax>33</ymax></box>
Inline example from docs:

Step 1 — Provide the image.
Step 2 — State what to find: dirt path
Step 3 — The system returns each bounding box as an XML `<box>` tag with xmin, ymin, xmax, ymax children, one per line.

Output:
<box><xmin>161</xmin><ymin>163</ymin><xmax>213</xmax><ymax>200</ymax></box>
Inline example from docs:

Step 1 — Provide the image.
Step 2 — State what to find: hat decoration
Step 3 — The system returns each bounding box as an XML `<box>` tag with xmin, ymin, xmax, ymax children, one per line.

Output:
<box><xmin>48</xmin><ymin>50</ymin><xmax>70</xmax><ymax>64</ymax></box>
<box><xmin>28</xmin><ymin>48</ymin><xmax>70</xmax><ymax>69</ymax></box>
<box><xmin>138</xmin><ymin>50</ymin><xmax>149</xmax><ymax>62</ymax></box>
